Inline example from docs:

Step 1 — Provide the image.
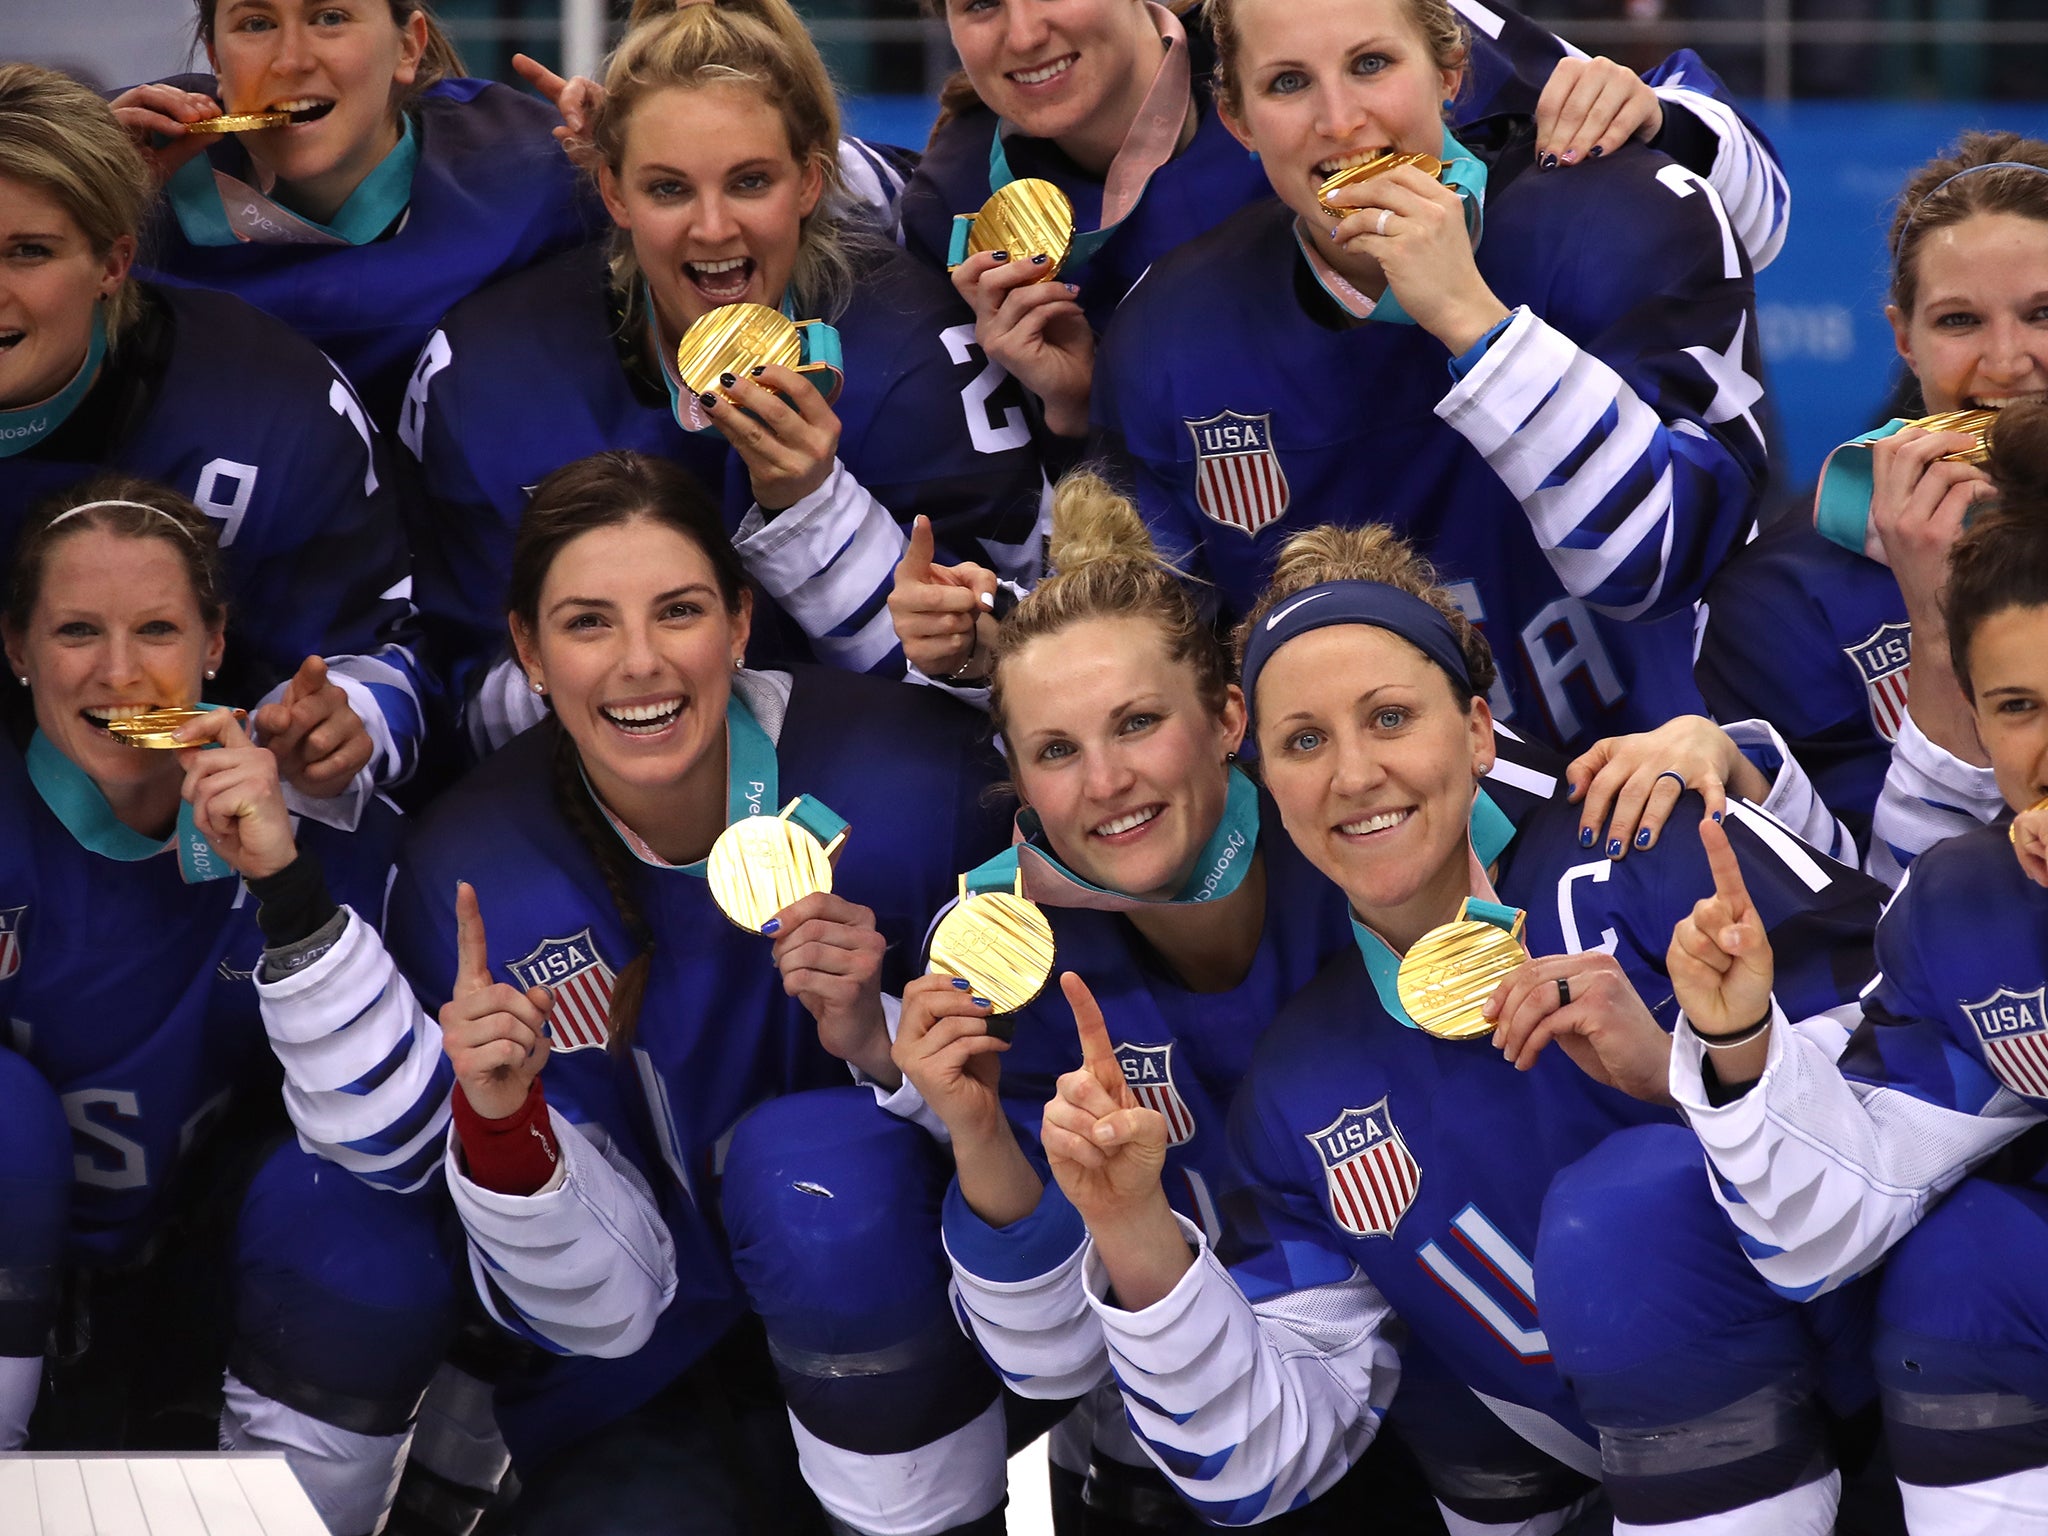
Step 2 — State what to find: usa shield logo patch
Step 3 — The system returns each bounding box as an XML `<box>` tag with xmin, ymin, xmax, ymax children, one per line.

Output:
<box><xmin>1962</xmin><ymin>985</ymin><xmax>2048</xmax><ymax>1100</ymax></box>
<box><xmin>1843</xmin><ymin>621</ymin><xmax>1911</xmax><ymax>743</ymax></box>
<box><xmin>1116</xmin><ymin>1042</ymin><xmax>1195</xmax><ymax>1147</ymax></box>
<box><xmin>508</xmin><ymin>929</ymin><xmax>616</xmax><ymax>1053</ymax></box>
<box><xmin>1307</xmin><ymin>1098</ymin><xmax>1420</xmax><ymax>1237</ymax></box>
<box><xmin>0</xmin><ymin>906</ymin><xmax>24</xmax><ymax>980</ymax></box>
<box><xmin>1186</xmin><ymin>410</ymin><xmax>1291</xmax><ymax>536</ymax></box>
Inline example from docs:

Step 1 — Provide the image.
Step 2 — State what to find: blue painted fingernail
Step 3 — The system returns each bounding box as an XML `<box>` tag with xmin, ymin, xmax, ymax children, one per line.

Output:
<box><xmin>1031</xmin><ymin>254</ymin><xmax>1048</xmax><ymax>264</ymax></box>
<box><xmin>1589</xmin><ymin>145</ymin><xmax>1604</xmax><ymax>159</ymax></box>
<box><xmin>972</xmin><ymin>996</ymin><xmax>993</xmax><ymax>1009</ymax></box>
<box><xmin>991</xmin><ymin>250</ymin><xmax>1009</xmax><ymax>262</ymax></box>
<box><xmin>719</xmin><ymin>372</ymin><xmax>736</xmax><ymax>388</ymax></box>
<box><xmin>699</xmin><ymin>392</ymin><xmax>718</xmax><ymax>410</ymax></box>
<box><xmin>1635</xmin><ymin>828</ymin><xmax>1652</xmax><ymax>848</ymax></box>
<box><xmin>1711</xmin><ymin>810</ymin><xmax>1723</xmax><ymax>824</ymax></box>
<box><xmin>1540</xmin><ymin>152</ymin><xmax>1559</xmax><ymax>170</ymax></box>
<box><xmin>760</xmin><ymin>918</ymin><xmax>780</xmax><ymax>935</ymax></box>
<box><xmin>1579</xmin><ymin>826</ymin><xmax>1595</xmax><ymax>848</ymax></box>
<box><xmin>951</xmin><ymin>976</ymin><xmax>972</xmax><ymax>990</ymax></box>
<box><xmin>1606</xmin><ymin>838</ymin><xmax>1623</xmax><ymax>858</ymax></box>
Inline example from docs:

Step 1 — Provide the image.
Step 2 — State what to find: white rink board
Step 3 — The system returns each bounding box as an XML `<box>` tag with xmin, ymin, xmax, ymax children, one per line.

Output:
<box><xmin>0</xmin><ymin>1455</ymin><xmax>326</xmax><ymax>1536</ymax></box>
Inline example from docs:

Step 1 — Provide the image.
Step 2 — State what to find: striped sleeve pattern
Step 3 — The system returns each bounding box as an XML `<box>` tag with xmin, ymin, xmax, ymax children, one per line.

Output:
<box><xmin>732</xmin><ymin>460</ymin><xmax>908</xmax><ymax>675</ymax></box>
<box><xmin>1436</xmin><ymin>305</ymin><xmax>1760</xmax><ymax>623</ymax></box>
<box><xmin>943</xmin><ymin>1179</ymin><xmax>1111</xmax><ymax>1402</ymax></box>
<box><xmin>1087</xmin><ymin>1218</ymin><xmax>1401</xmax><ymax>1527</ymax></box>
<box><xmin>255</xmin><ymin>905</ymin><xmax>455</xmax><ymax>1193</ymax></box>
<box><xmin>1650</xmin><ymin>82</ymin><xmax>1791</xmax><ymax>270</ymax></box>
<box><xmin>448</xmin><ymin>1112</ymin><xmax>679</xmax><ymax>1358</ymax></box>
<box><xmin>1868</xmin><ymin>711</ymin><xmax>2006</xmax><ymax>884</ymax></box>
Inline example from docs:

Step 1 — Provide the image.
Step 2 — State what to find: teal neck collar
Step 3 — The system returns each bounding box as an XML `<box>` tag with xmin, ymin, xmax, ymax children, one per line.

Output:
<box><xmin>1296</xmin><ymin>126</ymin><xmax>1487</xmax><ymax>325</ymax></box>
<box><xmin>27</xmin><ymin>722</ymin><xmax>233</xmax><ymax>882</ymax></box>
<box><xmin>0</xmin><ymin>307</ymin><xmax>107</xmax><ymax>459</ymax></box>
<box><xmin>167</xmin><ymin>114</ymin><xmax>418</xmax><ymax>248</ymax></box>
<box><xmin>1350</xmin><ymin>787</ymin><xmax>1517</xmax><ymax>1028</ymax></box>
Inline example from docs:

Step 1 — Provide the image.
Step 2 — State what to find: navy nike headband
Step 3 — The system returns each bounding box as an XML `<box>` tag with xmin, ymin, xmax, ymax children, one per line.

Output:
<box><xmin>1240</xmin><ymin>580</ymin><xmax>1472</xmax><ymax>712</ymax></box>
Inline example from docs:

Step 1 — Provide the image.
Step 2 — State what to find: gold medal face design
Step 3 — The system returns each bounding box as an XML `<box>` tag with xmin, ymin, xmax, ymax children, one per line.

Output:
<box><xmin>673</xmin><ymin>303</ymin><xmax>804</xmax><ymax>399</ymax></box>
<box><xmin>964</xmin><ymin>179</ymin><xmax>1075</xmax><ymax>278</ymax></box>
<box><xmin>1909</xmin><ymin>407</ymin><xmax>1998</xmax><ymax>465</ymax></box>
<box><xmin>1396</xmin><ymin>914</ymin><xmax>1528</xmax><ymax>1041</ymax></box>
<box><xmin>1317</xmin><ymin>152</ymin><xmax>1445</xmax><ymax>221</ymax></box>
<box><xmin>101</xmin><ymin>707</ymin><xmax>218</xmax><ymax>749</ymax></box>
<box><xmin>184</xmin><ymin>112</ymin><xmax>294</xmax><ymax>134</ymax></box>
<box><xmin>928</xmin><ymin>883</ymin><xmax>1056</xmax><ymax>1015</ymax></box>
<box><xmin>705</xmin><ymin>801</ymin><xmax>838</xmax><ymax>932</ymax></box>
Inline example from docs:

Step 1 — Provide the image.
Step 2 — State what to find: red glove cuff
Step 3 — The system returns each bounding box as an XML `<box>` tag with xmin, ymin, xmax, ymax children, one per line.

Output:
<box><xmin>451</xmin><ymin>1078</ymin><xmax>560</xmax><ymax>1196</ymax></box>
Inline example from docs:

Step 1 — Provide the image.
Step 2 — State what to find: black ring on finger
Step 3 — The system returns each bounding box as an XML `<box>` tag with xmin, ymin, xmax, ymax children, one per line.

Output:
<box><xmin>1557</xmin><ymin>976</ymin><xmax>1571</xmax><ymax>1009</ymax></box>
<box><xmin>1654</xmin><ymin>770</ymin><xmax>1686</xmax><ymax>793</ymax></box>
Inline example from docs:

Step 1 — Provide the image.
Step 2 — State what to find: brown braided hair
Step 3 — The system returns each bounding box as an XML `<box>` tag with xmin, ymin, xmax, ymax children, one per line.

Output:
<box><xmin>508</xmin><ymin>451</ymin><xmax>747</xmax><ymax>1054</ymax></box>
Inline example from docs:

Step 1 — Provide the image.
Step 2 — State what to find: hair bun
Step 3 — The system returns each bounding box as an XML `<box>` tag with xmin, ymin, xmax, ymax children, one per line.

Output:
<box><xmin>1046</xmin><ymin>469</ymin><xmax>1163</xmax><ymax>575</ymax></box>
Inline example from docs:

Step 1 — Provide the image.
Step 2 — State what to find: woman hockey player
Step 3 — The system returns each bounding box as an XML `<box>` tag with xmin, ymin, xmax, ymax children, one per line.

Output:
<box><xmin>0</xmin><ymin>64</ymin><xmax>429</xmax><ymax>799</ymax></box>
<box><xmin>980</xmin><ymin>523</ymin><xmax>1890</xmax><ymax>1533</ymax></box>
<box><xmin>255</xmin><ymin>448</ymin><xmax>1009</xmax><ymax>1530</ymax></box>
<box><xmin>0</xmin><ymin>477</ymin><xmax>450</xmax><ymax>1536</ymax></box>
<box><xmin>113</xmin><ymin>0</ymin><xmax>598</xmax><ymax>428</ymax></box>
<box><xmin>1671</xmin><ymin>399</ymin><xmax>2048</xmax><ymax>1532</ymax></box>
<box><xmin>1699</xmin><ymin>134</ymin><xmax>2048</xmax><ymax>879</ymax></box>
<box><xmin>400</xmin><ymin>0</ymin><xmax>1045</xmax><ymax>748</ymax></box>
<box><xmin>1079</xmin><ymin>0</ymin><xmax>1769</xmax><ymax>751</ymax></box>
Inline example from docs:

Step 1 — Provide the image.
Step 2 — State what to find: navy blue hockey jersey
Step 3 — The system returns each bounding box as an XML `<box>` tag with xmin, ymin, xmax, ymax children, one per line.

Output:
<box><xmin>0</xmin><ymin>739</ymin><xmax>400</xmax><ymax>1264</ymax></box>
<box><xmin>2</xmin><ymin>285</ymin><xmax>427</xmax><ymax>786</ymax></box>
<box><xmin>141</xmin><ymin>76</ymin><xmax>602</xmax><ymax>430</ymax></box>
<box><xmin>1698</xmin><ymin>516</ymin><xmax>1908</xmax><ymax>854</ymax></box>
<box><xmin>402</xmin><ymin>242</ymin><xmax>1045</xmax><ymax>694</ymax></box>
<box><xmin>1094</xmin><ymin>133</ymin><xmax>1767</xmax><ymax>748</ymax></box>
<box><xmin>383</xmin><ymin>668</ymin><xmax>1010</xmax><ymax>1459</ymax></box>
<box><xmin>1220</xmin><ymin>742</ymin><xmax>1883</xmax><ymax>1448</ymax></box>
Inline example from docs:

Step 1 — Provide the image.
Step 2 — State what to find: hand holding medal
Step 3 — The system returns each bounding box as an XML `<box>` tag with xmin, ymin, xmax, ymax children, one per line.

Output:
<box><xmin>947</xmin><ymin>180</ymin><xmax>1093</xmax><ymax>438</ymax></box>
<box><xmin>2011</xmin><ymin>795</ymin><xmax>2048</xmax><ymax>889</ymax></box>
<box><xmin>1321</xmin><ymin>150</ymin><xmax>1510</xmax><ymax>354</ymax></box>
<box><xmin>705</xmin><ymin>796</ymin><xmax>849</xmax><ymax>933</ymax></box>
<box><xmin>926</xmin><ymin>868</ymin><xmax>1056</xmax><ymax>1038</ymax></box>
<box><xmin>169</xmin><ymin>706</ymin><xmax>299</xmax><ymax>882</ymax></box>
<box><xmin>674</xmin><ymin>303</ymin><xmax>847</xmax><ymax>510</ymax></box>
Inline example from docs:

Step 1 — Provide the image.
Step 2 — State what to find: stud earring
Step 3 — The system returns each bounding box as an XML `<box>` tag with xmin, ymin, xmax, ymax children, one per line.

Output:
<box><xmin>529</xmin><ymin>678</ymin><xmax>546</xmax><ymax>696</ymax></box>
<box><xmin>204</xmin><ymin>668</ymin><xmax>216</xmax><ymax>680</ymax></box>
<box><xmin>15</xmin><ymin>676</ymin><xmax>24</xmax><ymax>688</ymax></box>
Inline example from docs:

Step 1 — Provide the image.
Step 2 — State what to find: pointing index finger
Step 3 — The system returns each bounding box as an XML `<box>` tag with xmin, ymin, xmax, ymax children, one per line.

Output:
<box><xmin>1698</xmin><ymin>813</ymin><xmax>1753</xmax><ymax>916</ymax></box>
<box><xmin>454</xmin><ymin>881</ymin><xmax>492</xmax><ymax>996</ymax></box>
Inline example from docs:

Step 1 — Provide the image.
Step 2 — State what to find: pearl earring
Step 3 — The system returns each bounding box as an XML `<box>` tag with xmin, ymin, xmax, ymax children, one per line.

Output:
<box><xmin>204</xmin><ymin>668</ymin><xmax>216</xmax><ymax>680</ymax></box>
<box><xmin>529</xmin><ymin>678</ymin><xmax>546</xmax><ymax>696</ymax></box>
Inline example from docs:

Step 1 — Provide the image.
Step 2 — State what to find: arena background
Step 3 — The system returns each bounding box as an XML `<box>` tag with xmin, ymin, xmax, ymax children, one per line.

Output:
<box><xmin>6</xmin><ymin>5</ymin><xmax>2045</xmax><ymax>1527</ymax></box>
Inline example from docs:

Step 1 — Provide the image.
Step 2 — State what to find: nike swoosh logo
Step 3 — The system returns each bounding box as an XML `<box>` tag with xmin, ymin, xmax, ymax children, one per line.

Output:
<box><xmin>1266</xmin><ymin>590</ymin><xmax>1334</xmax><ymax>630</ymax></box>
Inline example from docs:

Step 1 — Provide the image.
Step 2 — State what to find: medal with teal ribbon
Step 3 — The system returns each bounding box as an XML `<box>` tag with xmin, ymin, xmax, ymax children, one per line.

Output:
<box><xmin>654</xmin><ymin>289</ymin><xmax>845</xmax><ymax>435</ymax></box>
<box><xmin>1297</xmin><ymin>127</ymin><xmax>1489</xmax><ymax>327</ymax></box>
<box><xmin>0</xmin><ymin>308</ymin><xmax>107</xmax><ymax>459</ymax></box>
<box><xmin>28</xmin><ymin>721</ymin><xmax>233</xmax><ymax>884</ymax></box>
<box><xmin>165</xmin><ymin>116</ymin><xmax>418</xmax><ymax>248</ymax></box>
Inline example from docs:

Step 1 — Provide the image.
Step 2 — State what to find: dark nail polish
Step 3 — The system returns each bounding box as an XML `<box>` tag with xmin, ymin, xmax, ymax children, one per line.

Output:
<box><xmin>972</xmin><ymin>997</ymin><xmax>993</xmax><ymax>1010</ymax></box>
<box><xmin>760</xmin><ymin>918</ymin><xmax>780</xmax><ymax>935</ymax></box>
<box><xmin>1579</xmin><ymin>826</ymin><xmax>1594</xmax><ymax>848</ymax></box>
<box><xmin>1031</xmin><ymin>254</ymin><xmax>1048</xmax><ymax>265</ymax></box>
<box><xmin>699</xmin><ymin>392</ymin><xmax>718</xmax><ymax>410</ymax></box>
<box><xmin>1539</xmin><ymin>152</ymin><xmax>1559</xmax><ymax>170</ymax></box>
<box><xmin>991</xmin><ymin>250</ymin><xmax>1009</xmax><ymax>262</ymax></box>
<box><xmin>719</xmin><ymin>372</ymin><xmax>736</xmax><ymax>388</ymax></box>
<box><xmin>1589</xmin><ymin>145</ymin><xmax>1604</xmax><ymax>159</ymax></box>
<box><xmin>749</xmin><ymin>365</ymin><xmax>766</xmax><ymax>377</ymax></box>
<box><xmin>1711</xmin><ymin>810</ymin><xmax>1724</xmax><ymax>824</ymax></box>
<box><xmin>951</xmin><ymin>976</ymin><xmax>972</xmax><ymax>990</ymax></box>
<box><xmin>1606</xmin><ymin>838</ymin><xmax>1623</xmax><ymax>858</ymax></box>
<box><xmin>1635</xmin><ymin>828</ymin><xmax>1652</xmax><ymax>848</ymax></box>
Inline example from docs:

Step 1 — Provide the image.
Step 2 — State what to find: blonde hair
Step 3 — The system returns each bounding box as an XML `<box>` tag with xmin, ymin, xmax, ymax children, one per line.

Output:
<box><xmin>0</xmin><ymin>65</ymin><xmax>152</xmax><ymax>344</ymax></box>
<box><xmin>1206</xmin><ymin>0</ymin><xmax>1468</xmax><ymax>120</ymax></box>
<box><xmin>196</xmin><ymin>0</ymin><xmax>465</xmax><ymax>98</ymax></box>
<box><xmin>1236</xmin><ymin>524</ymin><xmax>1498</xmax><ymax>706</ymax></box>
<box><xmin>988</xmin><ymin>470</ymin><xmax>1231</xmax><ymax>741</ymax></box>
<box><xmin>598</xmin><ymin>0</ymin><xmax>858</xmax><ymax>318</ymax></box>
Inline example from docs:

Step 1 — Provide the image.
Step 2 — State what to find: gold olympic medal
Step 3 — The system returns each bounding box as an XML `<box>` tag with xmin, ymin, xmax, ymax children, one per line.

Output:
<box><xmin>704</xmin><ymin>800</ymin><xmax>843</xmax><ymax>932</ymax></box>
<box><xmin>1317</xmin><ymin>152</ymin><xmax>1445</xmax><ymax>221</ymax></box>
<box><xmin>927</xmin><ymin>878</ymin><xmax>1056</xmax><ymax>1015</ymax></box>
<box><xmin>183</xmin><ymin>111</ymin><xmax>294</xmax><ymax>134</ymax></box>
<box><xmin>101</xmin><ymin>706</ymin><xmax>222</xmax><ymax>749</ymax></box>
<box><xmin>673</xmin><ymin>303</ymin><xmax>805</xmax><ymax>400</ymax></box>
<box><xmin>1395</xmin><ymin>911</ymin><xmax>1529</xmax><ymax>1041</ymax></box>
<box><xmin>962</xmin><ymin>179</ymin><xmax>1075</xmax><ymax>278</ymax></box>
<box><xmin>1908</xmin><ymin>406</ymin><xmax>1999</xmax><ymax>465</ymax></box>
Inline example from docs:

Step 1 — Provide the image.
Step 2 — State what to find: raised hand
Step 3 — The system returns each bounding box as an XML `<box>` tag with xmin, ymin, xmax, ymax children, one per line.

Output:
<box><xmin>511</xmin><ymin>52</ymin><xmax>603</xmax><ymax>170</ymax></box>
<box><xmin>440</xmin><ymin>882</ymin><xmax>553</xmax><ymax>1121</ymax></box>
<box><xmin>253</xmin><ymin>656</ymin><xmax>374</xmax><ymax>800</ymax></box>
<box><xmin>699</xmin><ymin>363</ymin><xmax>842</xmax><ymax>513</ymax></box>
<box><xmin>1041</xmin><ymin>973</ymin><xmax>1168</xmax><ymax>1226</ymax></box>
<box><xmin>768</xmin><ymin>890</ymin><xmax>892</xmax><ymax>1082</ymax></box>
<box><xmin>1483</xmin><ymin>951</ymin><xmax>1673</xmax><ymax>1104</ymax></box>
<box><xmin>1566</xmin><ymin>714</ymin><xmax>1770</xmax><ymax>858</ymax></box>
<box><xmin>887</xmin><ymin>515</ymin><xmax>998</xmax><ymax>680</ymax></box>
<box><xmin>892</xmin><ymin>972</ymin><xmax>1009</xmax><ymax>1141</ymax></box>
<box><xmin>175</xmin><ymin>708</ymin><xmax>298</xmax><ymax>880</ymax></box>
<box><xmin>1533</xmin><ymin>56</ymin><xmax>1664</xmax><ymax>169</ymax></box>
<box><xmin>108</xmin><ymin>82</ymin><xmax>221</xmax><ymax>181</ymax></box>
<box><xmin>1668</xmin><ymin>815</ymin><xmax>1776</xmax><ymax>1041</ymax></box>
<box><xmin>1330</xmin><ymin>165</ymin><xmax>1510</xmax><ymax>355</ymax></box>
<box><xmin>948</xmin><ymin>251</ymin><xmax>1095</xmax><ymax>438</ymax></box>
